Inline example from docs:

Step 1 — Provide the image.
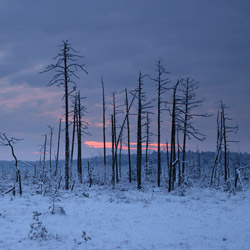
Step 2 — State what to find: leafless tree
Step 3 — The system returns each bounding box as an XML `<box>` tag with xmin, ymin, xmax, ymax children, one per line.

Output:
<box><xmin>55</xmin><ymin>118</ymin><xmax>61</xmax><ymax>177</ymax></box>
<box><xmin>168</xmin><ymin>80</ymin><xmax>180</xmax><ymax>192</ymax></box>
<box><xmin>0</xmin><ymin>133</ymin><xmax>22</xmax><ymax>196</ymax></box>
<box><xmin>220</xmin><ymin>101</ymin><xmax>238</xmax><ymax>182</ymax></box>
<box><xmin>135</xmin><ymin>72</ymin><xmax>153</xmax><ymax>189</ymax></box>
<box><xmin>76</xmin><ymin>90</ymin><xmax>89</xmax><ymax>184</ymax></box>
<box><xmin>111</xmin><ymin>114</ymin><xmax>115</xmax><ymax>189</ymax></box>
<box><xmin>125</xmin><ymin>88</ymin><xmax>132</xmax><ymax>183</ymax></box>
<box><xmin>101</xmin><ymin>77</ymin><xmax>107</xmax><ymax>182</ymax></box>
<box><xmin>178</xmin><ymin>78</ymin><xmax>209</xmax><ymax>185</ymax></box>
<box><xmin>48</xmin><ymin>126</ymin><xmax>53</xmax><ymax>175</ymax></box>
<box><xmin>40</xmin><ymin>40</ymin><xmax>87</xmax><ymax>190</ymax></box>
<box><xmin>144</xmin><ymin>112</ymin><xmax>154</xmax><ymax>176</ymax></box>
<box><xmin>70</xmin><ymin>96</ymin><xmax>77</xmax><ymax>181</ymax></box>
<box><xmin>43</xmin><ymin>134</ymin><xmax>47</xmax><ymax>180</ymax></box>
<box><xmin>210</xmin><ymin>101</ymin><xmax>238</xmax><ymax>186</ymax></box>
<box><xmin>119</xmin><ymin>132</ymin><xmax>123</xmax><ymax>179</ymax></box>
<box><xmin>151</xmin><ymin>58</ymin><xmax>170</xmax><ymax>187</ymax></box>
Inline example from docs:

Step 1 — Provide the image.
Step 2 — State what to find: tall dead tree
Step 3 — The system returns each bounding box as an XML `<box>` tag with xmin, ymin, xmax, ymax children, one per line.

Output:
<box><xmin>210</xmin><ymin>111</ymin><xmax>223</xmax><ymax>186</ymax></box>
<box><xmin>41</xmin><ymin>40</ymin><xmax>87</xmax><ymax>190</ymax></box>
<box><xmin>55</xmin><ymin>118</ymin><xmax>61</xmax><ymax>176</ymax></box>
<box><xmin>48</xmin><ymin>126</ymin><xmax>53</xmax><ymax>175</ymax></box>
<box><xmin>112</xmin><ymin>88</ymin><xmax>138</xmax><ymax>186</ymax></box>
<box><xmin>136</xmin><ymin>72</ymin><xmax>152</xmax><ymax>189</ymax></box>
<box><xmin>125</xmin><ymin>88</ymin><xmax>132</xmax><ymax>183</ymax></box>
<box><xmin>220</xmin><ymin>101</ymin><xmax>238</xmax><ymax>182</ymax></box>
<box><xmin>112</xmin><ymin>92</ymin><xmax>119</xmax><ymax>183</ymax></box>
<box><xmin>136</xmin><ymin>72</ymin><xmax>143</xmax><ymax>189</ymax></box>
<box><xmin>70</xmin><ymin>96</ymin><xmax>77</xmax><ymax>181</ymax></box>
<box><xmin>168</xmin><ymin>80</ymin><xmax>180</xmax><ymax>192</ymax></box>
<box><xmin>101</xmin><ymin>77</ymin><xmax>107</xmax><ymax>182</ymax></box>
<box><xmin>77</xmin><ymin>92</ymin><xmax>82</xmax><ymax>183</ymax></box>
<box><xmin>151</xmin><ymin>58</ymin><xmax>170</xmax><ymax>187</ymax></box>
<box><xmin>166</xmin><ymin>141</ymin><xmax>170</xmax><ymax>173</ymax></box>
<box><xmin>76</xmin><ymin>90</ymin><xmax>89</xmax><ymax>184</ymax></box>
<box><xmin>43</xmin><ymin>134</ymin><xmax>47</xmax><ymax>180</ymax></box>
<box><xmin>144</xmin><ymin>112</ymin><xmax>154</xmax><ymax>175</ymax></box>
<box><xmin>111</xmin><ymin>115</ymin><xmax>115</xmax><ymax>188</ymax></box>
<box><xmin>178</xmin><ymin>78</ymin><xmax>208</xmax><ymax>185</ymax></box>
<box><xmin>0</xmin><ymin>133</ymin><xmax>22</xmax><ymax>196</ymax></box>
<box><xmin>210</xmin><ymin>101</ymin><xmax>237</xmax><ymax>186</ymax></box>
<box><xmin>119</xmin><ymin>132</ymin><xmax>123</xmax><ymax>179</ymax></box>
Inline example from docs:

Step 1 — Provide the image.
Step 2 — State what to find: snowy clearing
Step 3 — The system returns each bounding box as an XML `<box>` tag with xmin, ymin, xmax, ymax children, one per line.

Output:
<box><xmin>0</xmin><ymin>185</ymin><xmax>250</xmax><ymax>250</ymax></box>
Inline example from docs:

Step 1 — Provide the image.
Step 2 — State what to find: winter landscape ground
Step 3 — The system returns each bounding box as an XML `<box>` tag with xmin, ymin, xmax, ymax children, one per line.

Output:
<box><xmin>1</xmin><ymin>160</ymin><xmax>250</xmax><ymax>250</ymax></box>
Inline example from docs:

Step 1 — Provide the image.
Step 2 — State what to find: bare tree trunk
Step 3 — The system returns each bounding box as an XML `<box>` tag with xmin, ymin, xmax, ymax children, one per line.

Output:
<box><xmin>64</xmin><ymin>45</ymin><xmax>70</xmax><ymax>190</ymax></box>
<box><xmin>77</xmin><ymin>91</ymin><xmax>82</xmax><ymax>184</ymax></box>
<box><xmin>137</xmin><ymin>72</ymin><xmax>142</xmax><ymax>189</ymax></box>
<box><xmin>113</xmin><ymin>92</ymin><xmax>119</xmax><ymax>183</ymax></box>
<box><xmin>210</xmin><ymin>111</ymin><xmax>223</xmax><ymax>186</ymax></box>
<box><xmin>11</xmin><ymin>143</ymin><xmax>22</xmax><ymax>196</ymax></box>
<box><xmin>182</xmin><ymin>78</ymin><xmax>189</xmax><ymax>184</ymax></box>
<box><xmin>70</xmin><ymin>99</ymin><xmax>77</xmax><ymax>181</ymax></box>
<box><xmin>43</xmin><ymin>134</ymin><xmax>47</xmax><ymax>179</ymax></box>
<box><xmin>177</xmin><ymin>128</ymin><xmax>181</xmax><ymax>187</ymax></box>
<box><xmin>102</xmin><ymin>77</ymin><xmax>107</xmax><ymax>183</ymax></box>
<box><xmin>166</xmin><ymin>141</ymin><xmax>170</xmax><ymax>172</ymax></box>
<box><xmin>169</xmin><ymin>81</ymin><xmax>179</xmax><ymax>192</ymax></box>
<box><xmin>111</xmin><ymin>115</ymin><xmax>115</xmax><ymax>189</ymax></box>
<box><xmin>55</xmin><ymin>118</ymin><xmax>61</xmax><ymax>177</ymax></box>
<box><xmin>157</xmin><ymin>75</ymin><xmax>161</xmax><ymax>187</ymax></box>
<box><xmin>48</xmin><ymin>126</ymin><xmax>53</xmax><ymax>176</ymax></box>
<box><xmin>125</xmin><ymin>88</ymin><xmax>132</xmax><ymax>183</ymax></box>
<box><xmin>145</xmin><ymin>113</ymin><xmax>150</xmax><ymax>175</ymax></box>
<box><xmin>222</xmin><ymin>105</ymin><xmax>228</xmax><ymax>182</ymax></box>
<box><xmin>119</xmin><ymin>134</ymin><xmax>122</xmax><ymax>179</ymax></box>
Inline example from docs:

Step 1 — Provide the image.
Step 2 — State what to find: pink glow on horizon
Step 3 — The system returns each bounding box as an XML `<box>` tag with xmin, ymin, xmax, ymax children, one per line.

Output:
<box><xmin>84</xmin><ymin>141</ymin><xmax>167</xmax><ymax>151</ymax></box>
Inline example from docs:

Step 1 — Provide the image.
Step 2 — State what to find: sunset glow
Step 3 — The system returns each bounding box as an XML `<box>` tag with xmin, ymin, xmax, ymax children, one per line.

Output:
<box><xmin>84</xmin><ymin>141</ymin><xmax>167</xmax><ymax>151</ymax></box>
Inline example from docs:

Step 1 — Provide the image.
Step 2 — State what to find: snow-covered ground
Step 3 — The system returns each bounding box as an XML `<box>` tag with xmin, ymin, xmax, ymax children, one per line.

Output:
<box><xmin>0</xmin><ymin>184</ymin><xmax>250</xmax><ymax>250</ymax></box>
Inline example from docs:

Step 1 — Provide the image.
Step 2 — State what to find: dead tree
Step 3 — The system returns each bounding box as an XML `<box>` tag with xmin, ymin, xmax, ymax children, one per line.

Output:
<box><xmin>76</xmin><ymin>91</ymin><xmax>89</xmax><ymax>184</ymax></box>
<box><xmin>135</xmin><ymin>72</ymin><xmax>152</xmax><ymax>189</ymax></box>
<box><xmin>168</xmin><ymin>80</ymin><xmax>180</xmax><ymax>192</ymax></box>
<box><xmin>144</xmin><ymin>112</ymin><xmax>154</xmax><ymax>176</ymax></box>
<box><xmin>43</xmin><ymin>134</ymin><xmax>47</xmax><ymax>180</ymax></box>
<box><xmin>136</xmin><ymin>72</ymin><xmax>143</xmax><ymax>189</ymax></box>
<box><xmin>112</xmin><ymin>92</ymin><xmax>119</xmax><ymax>183</ymax></box>
<box><xmin>210</xmin><ymin>102</ymin><xmax>238</xmax><ymax>186</ymax></box>
<box><xmin>220</xmin><ymin>101</ymin><xmax>238</xmax><ymax>182</ymax></box>
<box><xmin>178</xmin><ymin>78</ymin><xmax>209</xmax><ymax>185</ymax></box>
<box><xmin>55</xmin><ymin>118</ymin><xmax>61</xmax><ymax>176</ymax></box>
<box><xmin>210</xmin><ymin>111</ymin><xmax>223</xmax><ymax>186</ymax></box>
<box><xmin>166</xmin><ymin>141</ymin><xmax>170</xmax><ymax>174</ymax></box>
<box><xmin>151</xmin><ymin>58</ymin><xmax>170</xmax><ymax>187</ymax></box>
<box><xmin>119</xmin><ymin>132</ymin><xmax>123</xmax><ymax>179</ymax></box>
<box><xmin>48</xmin><ymin>126</ymin><xmax>53</xmax><ymax>175</ymax></box>
<box><xmin>70</xmin><ymin>96</ymin><xmax>77</xmax><ymax>181</ymax></box>
<box><xmin>111</xmin><ymin>115</ymin><xmax>115</xmax><ymax>188</ymax></box>
<box><xmin>101</xmin><ymin>77</ymin><xmax>107</xmax><ymax>182</ymax></box>
<box><xmin>112</xmin><ymin>88</ymin><xmax>138</xmax><ymax>186</ymax></box>
<box><xmin>125</xmin><ymin>88</ymin><xmax>132</xmax><ymax>183</ymax></box>
<box><xmin>0</xmin><ymin>133</ymin><xmax>22</xmax><ymax>196</ymax></box>
<box><xmin>176</xmin><ymin>122</ymin><xmax>182</xmax><ymax>187</ymax></box>
<box><xmin>40</xmin><ymin>40</ymin><xmax>87</xmax><ymax>190</ymax></box>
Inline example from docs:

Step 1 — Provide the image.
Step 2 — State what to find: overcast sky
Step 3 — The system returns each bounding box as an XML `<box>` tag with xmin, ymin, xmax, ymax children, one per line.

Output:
<box><xmin>0</xmin><ymin>0</ymin><xmax>250</xmax><ymax>160</ymax></box>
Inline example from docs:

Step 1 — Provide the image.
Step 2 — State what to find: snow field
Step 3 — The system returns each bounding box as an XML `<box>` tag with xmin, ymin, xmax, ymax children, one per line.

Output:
<box><xmin>0</xmin><ymin>185</ymin><xmax>250</xmax><ymax>250</ymax></box>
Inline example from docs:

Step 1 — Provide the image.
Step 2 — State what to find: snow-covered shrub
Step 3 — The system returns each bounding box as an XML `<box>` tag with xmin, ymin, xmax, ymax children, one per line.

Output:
<box><xmin>48</xmin><ymin>178</ymin><xmax>65</xmax><ymax>215</ymax></box>
<box><xmin>29</xmin><ymin>211</ymin><xmax>49</xmax><ymax>240</ymax></box>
